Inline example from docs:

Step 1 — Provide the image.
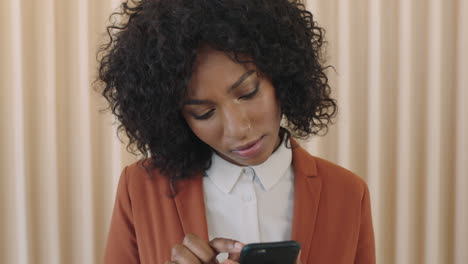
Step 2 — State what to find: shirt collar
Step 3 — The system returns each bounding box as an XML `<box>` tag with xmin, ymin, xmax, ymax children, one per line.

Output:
<box><xmin>205</xmin><ymin>138</ymin><xmax>292</xmax><ymax>194</ymax></box>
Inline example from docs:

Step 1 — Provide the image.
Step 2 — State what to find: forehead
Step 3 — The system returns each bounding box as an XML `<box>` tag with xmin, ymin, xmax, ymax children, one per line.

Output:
<box><xmin>187</xmin><ymin>47</ymin><xmax>255</xmax><ymax>96</ymax></box>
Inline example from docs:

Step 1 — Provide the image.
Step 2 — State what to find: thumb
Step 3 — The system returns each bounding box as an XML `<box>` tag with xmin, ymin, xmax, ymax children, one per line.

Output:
<box><xmin>209</xmin><ymin>238</ymin><xmax>244</xmax><ymax>260</ymax></box>
<box><xmin>296</xmin><ymin>250</ymin><xmax>302</xmax><ymax>264</ymax></box>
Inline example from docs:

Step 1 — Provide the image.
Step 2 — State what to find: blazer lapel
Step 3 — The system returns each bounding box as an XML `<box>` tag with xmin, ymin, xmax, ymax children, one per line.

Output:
<box><xmin>290</xmin><ymin>141</ymin><xmax>322</xmax><ymax>262</ymax></box>
<box><xmin>173</xmin><ymin>173</ymin><xmax>209</xmax><ymax>241</ymax></box>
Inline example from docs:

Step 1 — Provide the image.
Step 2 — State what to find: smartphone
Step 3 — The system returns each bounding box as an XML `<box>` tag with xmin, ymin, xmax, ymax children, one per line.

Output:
<box><xmin>239</xmin><ymin>240</ymin><xmax>301</xmax><ymax>264</ymax></box>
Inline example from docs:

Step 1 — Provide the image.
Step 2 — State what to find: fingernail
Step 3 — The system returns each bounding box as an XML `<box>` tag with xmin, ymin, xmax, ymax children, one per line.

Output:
<box><xmin>234</xmin><ymin>242</ymin><xmax>243</xmax><ymax>250</ymax></box>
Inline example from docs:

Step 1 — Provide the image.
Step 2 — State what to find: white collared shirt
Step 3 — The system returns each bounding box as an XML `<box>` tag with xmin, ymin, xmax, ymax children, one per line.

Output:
<box><xmin>203</xmin><ymin>139</ymin><xmax>294</xmax><ymax>246</ymax></box>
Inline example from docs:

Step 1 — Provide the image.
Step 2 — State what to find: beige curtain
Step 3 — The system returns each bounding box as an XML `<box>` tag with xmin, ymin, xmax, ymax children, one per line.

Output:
<box><xmin>0</xmin><ymin>0</ymin><xmax>466</xmax><ymax>263</ymax></box>
<box><xmin>305</xmin><ymin>0</ymin><xmax>468</xmax><ymax>264</ymax></box>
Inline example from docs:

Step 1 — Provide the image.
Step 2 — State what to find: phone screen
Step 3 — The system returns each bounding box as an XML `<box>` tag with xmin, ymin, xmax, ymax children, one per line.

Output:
<box><xmin>239</xmin><ymin>240</ymin><xmax>301</xmax><ymax>264</ymax></box>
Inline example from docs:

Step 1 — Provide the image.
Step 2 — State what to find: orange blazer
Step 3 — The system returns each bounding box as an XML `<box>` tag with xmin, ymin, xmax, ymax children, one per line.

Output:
<box><xmin>104</xmin><ymin>142</ymin><xmax>376</xmax><ymax>264</ymax></box>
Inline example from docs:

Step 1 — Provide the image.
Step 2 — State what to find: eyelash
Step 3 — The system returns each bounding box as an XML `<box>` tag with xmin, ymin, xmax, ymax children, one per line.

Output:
<box><xmin>193</xmin><ymin>83</ymin><xmax>260</xmax><ymax>120</ymax></box>
<box><xmin>239</xmin><ymin>83</ymin><xmax>259</xmax><ymax>100</ymax></box>
<box><xmin>193</xmin><ymin>109</ymin><xmax>215</xmax><ymax>120</ymax></box>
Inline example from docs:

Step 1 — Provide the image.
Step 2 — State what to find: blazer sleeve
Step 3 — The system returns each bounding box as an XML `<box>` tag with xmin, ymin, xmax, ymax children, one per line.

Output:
<box><xmin>104</xmin><ymin>167</ymin><xmax>140</xmax><ymax>264</ymax></box>
<box><xmin>354</xmin><ymin>184</ymin><xmax>376</xmax><ymax>264</ymax></box>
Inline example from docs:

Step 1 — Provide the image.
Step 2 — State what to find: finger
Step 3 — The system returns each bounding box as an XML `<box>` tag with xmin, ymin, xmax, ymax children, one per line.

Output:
<box><xmin>171</xmin><ymin>244</ymin><xmax>202</xmax><ymax>264</ymax></box>
<box><xmin>227</xmin><ymin>252</ymin><xmax>241</xmax><ymax>262</ymax></box>
<box><xmin>209</xmin><ymin>238</ymin><xmax>244</xmax><ymax>255</ymax></box>
<box><xmin>227</xmin><ymin>249</ymin><xmax>243</xmax><ymax>262</ymax></box>
<box><xmin>296</xmin><ymin>250</ymin><xmax>302</xmax><ymax>264</ymax></box>
<box><xmin>164</xmin><ymin>262</ymin><xmax>177</xmax><ymax>264</ymax></box>
<box><xmin>182</xmin><ymin>233</ymin><xmax>217</xmax><ymax>263</ymax></box>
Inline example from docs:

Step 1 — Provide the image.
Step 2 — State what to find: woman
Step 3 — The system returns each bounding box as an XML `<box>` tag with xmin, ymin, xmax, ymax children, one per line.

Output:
<box><xmin>98</xmin><ymin>0</ymin><xmax>376</xmax><ymax>263</ymax></box>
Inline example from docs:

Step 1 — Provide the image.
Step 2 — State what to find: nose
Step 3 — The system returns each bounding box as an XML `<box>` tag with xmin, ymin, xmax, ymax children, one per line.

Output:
<box><xmin>222</xmin><ymin>104</ymin><xmax>251</xmax><ymax>139</ymax></box>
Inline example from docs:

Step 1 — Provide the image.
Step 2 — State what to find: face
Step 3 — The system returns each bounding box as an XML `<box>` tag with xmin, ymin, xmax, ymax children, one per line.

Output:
<box><xmin>182</xmin><ymin>47</ymin><xmax>282</xmax><ymax>166</ymax></box>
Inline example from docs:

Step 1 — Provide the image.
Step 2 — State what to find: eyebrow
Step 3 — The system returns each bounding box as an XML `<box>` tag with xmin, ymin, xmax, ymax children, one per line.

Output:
<box><xmin>227</xmin><ymin>69</ymin><xmax>256</xmax><ymax>93</ymax></box>
<box><xmin>183</xmin><ymin>70</ymin><xmax>256</xmax><ymax>105</ymax></box>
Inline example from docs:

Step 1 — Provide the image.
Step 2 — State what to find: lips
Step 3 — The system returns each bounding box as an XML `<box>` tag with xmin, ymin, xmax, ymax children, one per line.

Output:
<box><xmin>233</xmin><ymin>137</ymin><xmax>261</xmax><ymax>151</ymax></box>
<box><xmin>231</xmin><ymin>136</ymin><xmax>264</xmax><ymax>158</ymax></box>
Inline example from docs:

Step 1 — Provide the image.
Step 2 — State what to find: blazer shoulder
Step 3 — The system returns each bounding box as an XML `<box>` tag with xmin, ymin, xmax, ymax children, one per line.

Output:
<box><xmin>120</xmin><ymin>159</ymin><xmax>171</xmax><ymax>195</ymax></box>
<box><xmin>313</xmin><ymin>155</ymin><xmax>368</xmax><ymax>198</ymax></box>
<box><xmin>292</xmin><ymin>144</ymin><xmax>368</xmax><ymax>199</ymax></box>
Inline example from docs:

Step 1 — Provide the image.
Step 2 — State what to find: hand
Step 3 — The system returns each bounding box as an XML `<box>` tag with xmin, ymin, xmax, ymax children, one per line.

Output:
<box><xmin>165</xmin><ymin>233</ymin><xmax>244</xmax><ymax>264</ymax></box>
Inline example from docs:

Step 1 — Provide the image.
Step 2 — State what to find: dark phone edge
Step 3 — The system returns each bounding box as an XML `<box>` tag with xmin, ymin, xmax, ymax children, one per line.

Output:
<box><xmin>239</xmin><ymin>240</ymin><xmax>301</xmax><ymax>264</ymax></box>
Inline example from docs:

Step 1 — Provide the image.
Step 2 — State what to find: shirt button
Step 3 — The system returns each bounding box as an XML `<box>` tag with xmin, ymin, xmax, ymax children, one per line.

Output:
<box><xmin>244</xmin><ymin>167</ymin><xmax>255</xmax><ymax>178</ymax></box>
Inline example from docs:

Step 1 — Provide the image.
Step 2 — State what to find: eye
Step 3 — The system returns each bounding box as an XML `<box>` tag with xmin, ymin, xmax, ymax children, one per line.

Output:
<box><xmin>192</xmin><ymin>109</ymin><xmax>215</xmax><ymax>120</ymax></box>
<box><xmin>239</xmin><ymin>83</ymin><xmax>259</xmax><ymax>100</ymax></box>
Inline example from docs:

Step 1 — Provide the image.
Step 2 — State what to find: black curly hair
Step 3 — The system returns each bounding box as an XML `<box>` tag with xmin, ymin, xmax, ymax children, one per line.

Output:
<box><xmin>97</xmin><ymin>0</ymin><xmax>337</xmax><ymax>181</ymax></box>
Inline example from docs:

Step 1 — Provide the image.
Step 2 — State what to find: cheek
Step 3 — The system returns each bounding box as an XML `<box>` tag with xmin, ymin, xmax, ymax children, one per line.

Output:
<box><xmin>185</xmin><ymin>119</ymin><xmax>221</xmax><ymax>145</ymax></box>
<box><xmin>251</xmin><ymin>89</ymin><xmax>281</xmax><ymax>123</ymax></box>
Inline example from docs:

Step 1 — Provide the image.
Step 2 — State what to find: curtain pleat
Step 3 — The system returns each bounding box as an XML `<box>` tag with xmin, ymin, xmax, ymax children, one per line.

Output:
<box><xmin>454</xmin><ymin>1</ymin><xmax>468</xmax><ymax>264</ymax></box>
<box><xmin>0</xmin><ymin>0</ymin><xmax>466</xmax><ymax>263</ymax></box>
<box><xmin>60</xmin><ymin>0</ymin><xmax>93</xmax><ymax>262</ymax></box>
<box><xmin>21</xmin><ymin>0</ymin><xmax>60</xmax><ymax>263</ymax></box>
<box><xmin>1</xmin><ymin>1</ymin><xmax>29</xmax><ymax>264</ymax></box>
<box><xmin>395</xmin><ymin>0</ymin><xmax>427</xmax><ymax>263</ymax></box>
<box><xmin>425</xmin><ymin>0</ymin><xmax>458</xmax><ymax>263</ymax></box>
